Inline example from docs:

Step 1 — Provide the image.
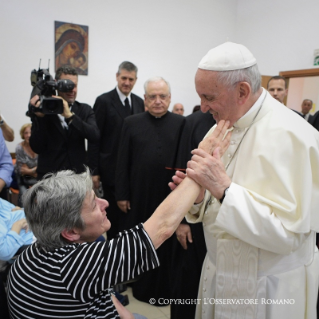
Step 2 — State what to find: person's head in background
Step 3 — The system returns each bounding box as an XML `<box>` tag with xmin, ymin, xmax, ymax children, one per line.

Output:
<box><xmin>192</xmin><ymin>105</ymin><xmax>200</xmax><ymax>113</ymax></box>
<box><xmin>20</xmin><ymin>123</ymin><xmax>32</xmax><ymax>145</ymax></box>
<box><xmin>267</xmin><ymin>76</ymin><xmax>288</xmax><ymax>104</ymax></box>
<box><xmin>301</xmin><ymin>99</ymin><xmax>313</xmax><ymax>115</ymax></box>
<box><xmin>172</xmin><ymin>103</ymin><xmax>184</xmax><ymax>115</ymax></box>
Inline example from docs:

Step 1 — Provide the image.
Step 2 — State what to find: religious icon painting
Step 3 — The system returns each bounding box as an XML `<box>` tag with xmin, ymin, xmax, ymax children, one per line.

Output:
<box><xmin>55</xmin><ymin>21</ymin><xmax>89</xmax><ymax>75</ymax></box>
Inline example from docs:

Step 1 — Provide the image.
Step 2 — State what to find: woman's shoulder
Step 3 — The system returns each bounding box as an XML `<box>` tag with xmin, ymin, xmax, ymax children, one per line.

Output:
<box><xmin>15</xmin><ymin>143</ymin><xmax>25</xmax><ymax>153</ymax></box>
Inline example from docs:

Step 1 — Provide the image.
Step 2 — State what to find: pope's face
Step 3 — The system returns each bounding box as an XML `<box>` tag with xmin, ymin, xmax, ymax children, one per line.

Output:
<box><xmin>144</xmin><ymin>80</ymin><xmax>171</xmax><ymax>117</ymax></box>
<box><xmin>301</xmin><ymin>100</ymin><xmax>312</xmax><ymax>114</ymax></box>
<box><xmin>195</xmin><ymin>69</ymin><xmax>239</xmax><ymax>126</ymax></box>
<box><xmin>267</xmin><ymin>79</ymin><xmax>287</xmax><ymax>103</ymax></box>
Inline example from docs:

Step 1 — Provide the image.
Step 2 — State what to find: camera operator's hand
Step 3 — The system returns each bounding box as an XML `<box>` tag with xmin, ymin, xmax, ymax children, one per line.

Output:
<box><xmin>53</xmin><ymin>95</ymin><xmax>73</xmax><ymax>119</ymax></box>
<box><xmin>30</xmin><ymin>95</ymin><xmax>45</xmax><ymax>117</ymax></box>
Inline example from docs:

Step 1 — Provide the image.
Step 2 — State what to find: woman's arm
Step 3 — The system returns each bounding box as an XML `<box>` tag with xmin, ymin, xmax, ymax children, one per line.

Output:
<box><xmin>144</xmin><ymin>120</ymin><xmax>231</xmax><ymax>249</ymax></box>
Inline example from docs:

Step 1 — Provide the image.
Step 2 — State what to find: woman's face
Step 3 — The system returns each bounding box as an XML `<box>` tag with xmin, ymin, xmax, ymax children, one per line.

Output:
<box><xmin>23</xmin><ymin>126</ymin><xmax>31</xmax><ymax>143</ymax></box>
<box><xmin>62</xmin><ymin>42</ymin><xmax>80</xmax><ymax>59</ymax></box>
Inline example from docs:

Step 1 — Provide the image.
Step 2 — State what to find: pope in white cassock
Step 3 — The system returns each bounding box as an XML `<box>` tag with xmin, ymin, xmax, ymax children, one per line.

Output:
<box><xmin>171</xmin><ymin>42</ymin><xmax>319</xmax><ymax>319</ymax></box>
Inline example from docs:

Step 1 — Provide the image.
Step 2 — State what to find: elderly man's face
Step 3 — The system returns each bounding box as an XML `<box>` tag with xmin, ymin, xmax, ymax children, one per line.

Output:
<box><xmin>195</xmin><ymin>69</ymin><xmax>239</xmax><ymax>126</ymax></box>
<box><xmin>301</xmin><ymin>100</ymin><xmax>312</xmax><ymax>115</ymax></box>
<box><xmin>267</xmin><ymin>79</ymin><xmax>287</xmax><ymax>103</ymax></box>
<box><xmin>172</xmin><ymin>103</ymin><xmax>184</xmax><ymax>115</ymax></box>
<box><xmin>79</xmin><ymin>190</ymin><xmax>111</xmax><ymax>242</ymax></box>
<box><xmin>144</xmin><ymin>80</ymin><xmax>171</xmax><ymax>117</ymax></box>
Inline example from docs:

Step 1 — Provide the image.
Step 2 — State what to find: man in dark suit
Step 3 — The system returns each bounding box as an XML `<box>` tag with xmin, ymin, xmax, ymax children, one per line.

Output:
<box><xmin>90</xmin><ymin>61</ymin><xmax>144</xmax><ymax>239</ymax></box>
<box><xmin>300</xmin><ymin>99</ymin><xmax>313</xmax><ymax>122</ymax></box>
<box><xmin>29</xmin><ymin>66</ymin><xmax>99</xmax><ymax>180</ymax></box>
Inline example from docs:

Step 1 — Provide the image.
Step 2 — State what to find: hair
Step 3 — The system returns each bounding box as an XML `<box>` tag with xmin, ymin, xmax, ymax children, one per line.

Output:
<box><xmin>192</xmin><ymin>105</ymin><xmax>200</xmax><ymax>113</ymax></box>
<box><xmin>267</xmin><ymin>76</ymin><xmax>287</xmax><ymax>89</ymax></box>
<box><xmin>20</xmin><ymin>123</ymin><xmax>32</xmax><ymax>139</ymax></box>
<box><xmin>216</xmin><ymin>64</ymin><xmax>261</xmax><ymax>94</ymax></box>
<box><xmin>22</xmin><ymin>168</ymin><xmax>92</xmax><ymax>251</ymax></box>
<box><xmin>55</xmin><ymin>66</ymin><xmax>78</xmax><ymax>80</ymax></box>
<box><xmin>117</xmin><ymin>61</ymin><xmax>138</xmax><ymax>75</ymax></box>
<box><xmin>144</xmin><ymin>76</ymin><xmax>171</xmax><ymax>94</ymax></box>
<box><xmin>303</xmin><ymin>98</ymin><xmax>313</xmax><ymax>104</ymax></box>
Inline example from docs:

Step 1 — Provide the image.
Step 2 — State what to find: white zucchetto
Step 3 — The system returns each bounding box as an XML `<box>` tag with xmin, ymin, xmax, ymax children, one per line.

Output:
<box><xmin>198</xmin><ymin>42</ymin><xmax>257</xmax><ymax>71</ymax></box>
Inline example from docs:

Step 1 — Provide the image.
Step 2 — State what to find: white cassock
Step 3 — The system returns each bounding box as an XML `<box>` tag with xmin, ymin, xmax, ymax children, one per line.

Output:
<box><xmin>187</xmin><ymin>89</ymin><xmax>319</xmax><ymax>319</ymax></box>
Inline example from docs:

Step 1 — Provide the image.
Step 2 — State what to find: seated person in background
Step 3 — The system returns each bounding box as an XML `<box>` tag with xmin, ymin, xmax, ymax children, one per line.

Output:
<box><xmin>15</xmin><ymin>124</ymin><xmax>37</xmax><ymax>205</ymax></box>
<box><xmin>0</xmin><ymin>199</ymin><xmax>33</xmax><ymax>319</ymax></box>
<box><xmin>0</xmin><ymin>129</ymin><xmax>13</xmax><ymax>201</ymax></box>
<box><xmin>0</xmin><ymin>114</ymin><xmax>14</xmax><ymax>142</ymax></box>
<box><xmin>7</xmin><ymin>121</ymin><xmax>230</xmax><ymax>319</ymax></box>
<box><xmin>0</xmin><ymin>198</ymin><xmax>33</xmax><ymax>261</ymax></box>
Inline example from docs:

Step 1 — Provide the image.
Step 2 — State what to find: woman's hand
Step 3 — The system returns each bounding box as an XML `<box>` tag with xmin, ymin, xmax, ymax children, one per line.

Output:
<box><xmin>11</xmin><ymin>218</ymin><xmax>29</xmax><ymax>235</ymax></box>
<box><xmin>198</xmin><ymin>120</ymin><xmax>232</xmax><ymax>157</ymax></box>
<box><xmin>169</xmin><ymin>171</ymin><xmax>205</xmax><ymax>204</ymax></box>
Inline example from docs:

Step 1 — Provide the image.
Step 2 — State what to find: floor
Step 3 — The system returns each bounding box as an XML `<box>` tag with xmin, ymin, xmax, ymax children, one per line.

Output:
<box><xmin>125</xmin><ymin>287</ymin><xmax>170</xmax><ymax>319</ymax></box>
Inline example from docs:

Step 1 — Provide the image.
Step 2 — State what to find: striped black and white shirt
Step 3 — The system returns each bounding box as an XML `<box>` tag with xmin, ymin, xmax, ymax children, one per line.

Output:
<box><xmin>7</xmin><ymin>224</ymin><xmax>159</xmax><ymax>318</ymax></box>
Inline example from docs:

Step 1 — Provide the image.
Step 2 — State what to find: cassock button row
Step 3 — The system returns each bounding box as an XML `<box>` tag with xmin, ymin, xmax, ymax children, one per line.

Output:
<box><xmin>203</xmin><ymin>288</ymin><xmax>206</xmax><ymax>292</ymax></box>
<box><xmin>206</xmin><ymin>266</ymin><xmax>210</xmax><ymax>270</ymax></box>
<box><xmin>230</xmin><ymin>140</ymin><xmax>235</xmax><ymax>145</ymax></box>
<box><xmin>204</xmin><ymin>277</ymin><xmax>207</xmax><ymax>281</ymax></box>
<box><xmin>228</xmin><ymin>153</ymin><xmax>232</xmax><ymax>158</ymax></box>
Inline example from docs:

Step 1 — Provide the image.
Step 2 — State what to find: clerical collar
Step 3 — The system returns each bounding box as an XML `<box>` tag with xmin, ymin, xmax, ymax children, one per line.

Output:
<box><xmin>116</xmin><ymin>86</ymin><xmax>132</xmax><ymax>106</ymax></box>
<box><xmin>234</xmin><ymin>88</ymin><xmax>266</xmax><ymax>129</ymax></box>
<box><xmin>147</xmin><ymin>111</ymin><xmax>169</xmax><ymax>119</ymax></box>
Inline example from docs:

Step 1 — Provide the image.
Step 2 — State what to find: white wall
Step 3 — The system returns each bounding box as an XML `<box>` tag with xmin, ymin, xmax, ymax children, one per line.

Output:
<box><xmin>235</xmin><ymin>0</ymin><xmax>319</xmax><ymax>76</ymax></box>
<box><xmin>0</xmin><ymin>0</ymin><xmax>237</xmax><ymax>152</ymax></box>
<box><xmin>2</xmin><ymin>0</ymin><xmax>319</xmax><ymax>153</ymax></box>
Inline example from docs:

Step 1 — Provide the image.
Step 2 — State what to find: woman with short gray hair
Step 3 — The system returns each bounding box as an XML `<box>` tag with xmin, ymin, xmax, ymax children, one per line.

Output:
<box><xmin>7</xmin><ymin>120</ymin><xmax>230</xmax><ymax>319</ymax></box>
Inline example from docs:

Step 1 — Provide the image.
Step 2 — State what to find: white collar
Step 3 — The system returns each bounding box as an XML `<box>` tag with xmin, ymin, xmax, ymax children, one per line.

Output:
<box><xmin>116</xmin><ymin>86</ymin><xmax>132</xmax><ymax>106</ymax></box>
<box><xmin>234</xmin><ymin>88</ymin><xmax>266</xmax><ymax>128</ymax></box>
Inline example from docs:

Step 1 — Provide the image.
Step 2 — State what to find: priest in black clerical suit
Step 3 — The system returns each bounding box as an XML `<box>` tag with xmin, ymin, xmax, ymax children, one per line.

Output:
<box><xmin>115</xmin><ymin>77</ymin><xmax>185</xmax><ymax>305</ymax></box>
<box><xmin>170</xmin><ymin>110</ymin><xmax>215</xmax><ymax>319</ymax></box>
<box><xmin>89</xmin><ymin>61</ymin><xmax>144</xmax><ymax>239</ymax></box>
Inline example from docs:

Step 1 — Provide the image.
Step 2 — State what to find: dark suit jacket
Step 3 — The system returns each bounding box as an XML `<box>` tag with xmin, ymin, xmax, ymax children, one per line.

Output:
<box><xmin>30</xmin><ymin>101</ymin><xmax>99</xmax><ymax>179</ymax></box>
<box><xmin>89</xmin><ymin>88</ymin><xmax>144</xmax><ymax>186</ymax></box>
<box><xmin>310</xmin><ymin>110</ymin><xmax>319</xmax><ymax>131</ymax></box>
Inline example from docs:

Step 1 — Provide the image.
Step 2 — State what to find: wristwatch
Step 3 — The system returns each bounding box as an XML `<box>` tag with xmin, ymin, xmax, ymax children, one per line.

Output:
<box><xmin>0</xmin><ymin>119</ymin><xmax>4</xmax><ymax>126</ymax></box>
<box><xmin>219</xmin><ymin>187</ymin><xmax>229</xmax><ymax>204</ymax></box>
<box><xmin>65</xmin><ymin>113</ymin><xmax>75</xmax><ymax>124</ymax></box>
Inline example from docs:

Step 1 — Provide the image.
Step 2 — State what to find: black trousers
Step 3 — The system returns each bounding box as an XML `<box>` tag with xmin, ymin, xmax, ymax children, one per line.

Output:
<box><xmin>102</xmin><ymin>185</ymin><xmax>126</xmax><ymax>240</ymax></box>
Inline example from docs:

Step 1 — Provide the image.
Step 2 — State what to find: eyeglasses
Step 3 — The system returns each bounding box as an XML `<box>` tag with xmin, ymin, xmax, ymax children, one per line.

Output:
<box><xmin>147</xmin><ymin>94</ymin><xmax>169</xmax><ymax>101</ymax></box>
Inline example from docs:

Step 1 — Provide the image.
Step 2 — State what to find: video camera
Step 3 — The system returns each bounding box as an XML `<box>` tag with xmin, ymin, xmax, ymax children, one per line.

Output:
<box><xmin>28</xmin><ymin>60</ymin><xmax>75</xmax><ymax>115</ymax></box>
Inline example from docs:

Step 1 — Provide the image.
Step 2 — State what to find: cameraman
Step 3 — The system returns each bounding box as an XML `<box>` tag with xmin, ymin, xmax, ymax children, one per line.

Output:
<box><xmin>29</xmin><ymin>66</ymin><xmax>99</xmax><ymax>179</ymax></box>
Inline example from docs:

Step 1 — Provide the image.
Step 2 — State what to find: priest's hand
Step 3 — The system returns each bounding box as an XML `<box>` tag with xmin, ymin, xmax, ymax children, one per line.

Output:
<box><xmin>169</xmin><ymin>171</ymin><xmax>205</xmax><ymax>204</ymax></box>
<box><xmin>176</xmin><ymin>224</ymin><xmax>192</xmax><ymax>250</ymax></box>
<box><xmin>198</xmin><ymin>119</ymin><xmax>232</xmax><ymax>156</ymax></box>
<box><xmin>187</xmin><ymin>147</ymin><xmax>231</xmax><ymax>201</ymax></box>
<box><xmin>117</xmin><ymin>200</ymin><xmax>131</xmax><ymax>213</ymax></box>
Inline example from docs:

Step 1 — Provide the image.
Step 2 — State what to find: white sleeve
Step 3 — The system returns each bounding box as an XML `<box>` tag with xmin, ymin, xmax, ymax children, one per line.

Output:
<box><xmin>214</xmin><ymin>183</ymin><xmax>309</xmax><ymax>255</ymax></box>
